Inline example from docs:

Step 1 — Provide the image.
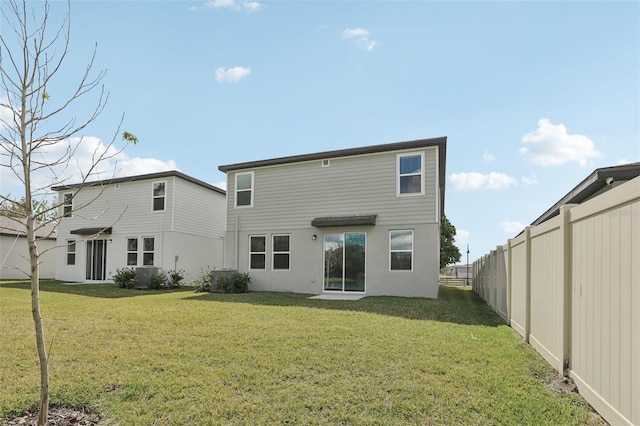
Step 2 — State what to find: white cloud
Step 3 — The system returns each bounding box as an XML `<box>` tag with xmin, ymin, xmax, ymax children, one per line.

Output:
<box><xmin>212</xmin><ymin>180</ymin><xmax>227</xmax><ymax>191</ymax></box>
<box><xmin>616</xmin><ymin>158</ymin><xmax>632</xmax><ymax>165</ymax></box>
<box><xmin>454</xmin><ymin>229</ymin><xmax>470</xmax><ymax>245</ymax></box>
<box><xmin>483</xmin><ymin>152</ymin><xmax>495</xmax><ymax>162</ymax></box>
<box><xmin>204</xmin><ymin>0</ymin><xmax>262</xmax><ymax>12</ymax></box>
<box><xmin>501</xmin><ymin>220</ymin><xmax>527</xmax><ymax>234</ymax></box>
<box><xmin>449</xmin><ymin>172</ymin><xmax>518</xmax><ymax>191</ymax></box>
<box><xmin>342</xmin><ymin>27</ymin><xmax>376</xmax><ymax>51</ymax></box>
<box><xmin>520</xmin><ymin>118</ymin><xmax>601</xmax><ymax>167</ymax></box>
<box><xmin>0</xmin><ymin>136</ymin><xmax>176</xmax><ymax>197</ymax></box>
<box><xmin>215</xmin><ymin>66</ymin><xmax>251</xmax><ymax>83</ymax></box>
<box><xmin>521</xmin><ymin>173</ymin><xmax>538</xmax><ymax>186</ymax></box>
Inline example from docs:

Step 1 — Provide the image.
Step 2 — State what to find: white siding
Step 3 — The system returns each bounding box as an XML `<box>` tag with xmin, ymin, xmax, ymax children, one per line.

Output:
<box><xmin>54</xmin><ymin>174</ymin><xmax>225</xmax><ymax>282</ymax></box>
<box><xmin>223</xmin><ymin>146</ymin><xmax>441</xmax><ymax>298</ymax></box>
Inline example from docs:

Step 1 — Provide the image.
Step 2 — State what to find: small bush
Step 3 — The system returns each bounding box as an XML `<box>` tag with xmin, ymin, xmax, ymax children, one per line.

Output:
<box><xmin>192</xmin><ymin>266</ymin><xmax>214</xmax><ymax>293</ymax></box>
<box><xmin>148</xmin><ymin>273</ymin><xmax>168</xmax><ymax>290</ymax></box>
<box><xmin>216</xmin><ymin>272</ymin><xmax>250</xmax><ymax>293</ymax></box>
<box><xmin>113</xmin><ymin>268</ymin><xmax>137</xmax><ymax>288</ymax></box>
<box><xmin>166</xmin><ymin>269</ymin><xmax>185</xmax><ymax>288</ymax></box>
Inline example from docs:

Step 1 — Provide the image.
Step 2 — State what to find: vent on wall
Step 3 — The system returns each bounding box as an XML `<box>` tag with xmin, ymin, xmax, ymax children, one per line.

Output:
<box><xmin>114</xmin><ymin>183</ymin><xmax>120</xmax><ymax>190</ymax></box>
<box><xmin>322</xmin><ymin>159</ymin><xmax>330</xmax><ymax>167</ymax></box>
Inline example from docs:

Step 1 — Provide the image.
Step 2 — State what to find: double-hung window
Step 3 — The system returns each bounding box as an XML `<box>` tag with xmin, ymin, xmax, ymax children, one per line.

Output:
<box><xmin>142</xmin><ymin>237</ymin><xmax>155</xmax><ymax>265</ymax></box>
<box><xmin>66</xmin><ymin>240</ymin><xmax>76</xmax><ymax>265</ymax></box>
<box><xmin>249</xmin><ymin>235</ymin><xmax>266</xmax><ymax>269</ymax></box>
<box><xmin>397</xmin><ymin>153</ymin><xmax>424</xmax><ymax>196</ymax></box>
<box><xmin>63</xmin><ymin>193</ymin><xmax>73</xmax><ymax>217</ymax></box>
<box><xmin>152</xmin><ymin>182</ymin><xmax>166</xmax><ymax>211</ymax></box>
<box><xmin>390</xmin><ymin>230</ymin><xmax>413</xmax><ymax>271</ymax></box>
<box><xmin>127</xmin><ymin>238</ymin><xmax>138</xmax><ymax>266</ymax></box>
<box><xmin>272</xmin><ymin>235</ymin><xmax>290</xmax><ymax>270</ymax></box>
<box><xmin>235</xmin><ymin>172</ymin><xmax>254</xmax><ymax>207</ymax></box>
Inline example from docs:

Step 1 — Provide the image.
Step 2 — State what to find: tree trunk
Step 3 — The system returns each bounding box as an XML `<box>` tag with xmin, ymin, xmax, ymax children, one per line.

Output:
<box><xmin>27</xmin><ymin>215</ymin><xmax>49</xmax><ymax>425</ymax></box>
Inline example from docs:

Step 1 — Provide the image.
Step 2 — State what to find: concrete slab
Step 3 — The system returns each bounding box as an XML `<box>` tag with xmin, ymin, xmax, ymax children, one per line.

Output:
<box><xmin>309</xmin><ymin>294</ymin><xmax>365</xmax><ymax>301</ymax></box>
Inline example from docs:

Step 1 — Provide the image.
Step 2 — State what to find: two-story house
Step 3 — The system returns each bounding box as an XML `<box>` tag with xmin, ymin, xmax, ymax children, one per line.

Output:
<box><xmin>52</xmin><ymin>171</ymin><xmax>226</xmax><ymax>282</ymax></box>
<box><xmin>218</xmin><ymin>137</ymin><xmax>447</xmax><ymax>298</ymax></box>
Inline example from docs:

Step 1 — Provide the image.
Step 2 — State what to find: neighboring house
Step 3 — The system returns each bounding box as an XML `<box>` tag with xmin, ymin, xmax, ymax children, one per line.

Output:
<box><xmin>51</xmin><ymin>171</ymin><xmax>226</xmax><ymax>283</ymax></box>
<box><xmin>0</xmin><ymin>215</ymin><xmax>57</xmax><ymax>279</ymax></box>
<box><xmin>218</xmin><ymin>137</ymin><xmax>447</xmax><ymax>298</ymax></box>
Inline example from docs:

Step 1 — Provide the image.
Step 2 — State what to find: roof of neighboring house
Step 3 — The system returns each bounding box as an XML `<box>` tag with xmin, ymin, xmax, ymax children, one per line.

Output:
<box><xmin>0</xmin><ymin>215</ymin><xmax>57</xmax><ymax>240</ymax></box>
<box><xmin>50</xmin><ymin>170</ymin><xmax>226</xmax><ymax>195</ymax></box>
<box><xmin>219</xmin><ymin>137</ymin><xmax>448</xmax><ymax>215</ymax></box>
<box><xmin>530</xmin><ymin>162</ymin><xmax>640</xmax><ymax>226</ymax></box>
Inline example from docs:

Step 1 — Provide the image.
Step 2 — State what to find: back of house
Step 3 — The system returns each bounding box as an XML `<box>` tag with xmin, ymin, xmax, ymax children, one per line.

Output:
<box><xmin>219</xmin><ymin>137</ymin><xmax>447</xmax><ymax>298</ymax></box>
<box><xmin>52</xmin><ymin>171</ymin><xmax>226</xmax><ymax>283</ymax></box>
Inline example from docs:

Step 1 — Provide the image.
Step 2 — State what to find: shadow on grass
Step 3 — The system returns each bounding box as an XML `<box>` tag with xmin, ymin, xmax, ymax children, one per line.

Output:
<box><xmin>0</xmin><ymin>280</ymin><xmax>192</xmax><ymax>299</ymax></box>
<box><xmin>182</xmin><ymin>285</ymin><xmax>506</xmax><ymax>326</ymax></box>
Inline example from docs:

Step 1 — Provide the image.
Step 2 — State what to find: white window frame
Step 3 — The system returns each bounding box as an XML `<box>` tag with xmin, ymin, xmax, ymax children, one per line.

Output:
<box><xmin>272</xmin><ymin>234</ymin><xmax>291</xmax><ymax>271</ymax></box>
<box><xmin>142</xmin><ymin>237</ymin><xmax>155</xmax><ymax>266</ymax></box>
<box><xmin>126</xmin><ymin>237</ymin><xmax>138</xmax><ymax>266</ymax></box>
<box><xmin>249</xmin><ymin>235</ymin><xmax>266</xmax><ymax>270</ymax></box>
<box><xmin>389</xmin><ymin>229</ymin><xmax>414</xmax><ymax>271</ymax></box>
<box><xmin>152</xmin><ymin>181</ymin><xmax>166</xmax><ymax>212</ymax></box>
<box><xmin>63</xmin><ymin>193</ymin><xmax>73</xmax><ymax>218</ymax></box>
<box><xmin>66</xmin><ymin>240</ymin><xmax>76</xmax><ymax>265</ymax></box>
<box><xmin>235</xmin><ymin>171</ymin><xmax>254</xmax><ymax>208</ymax></box>
<box><xmin>396</xmin><ymin>152</ymin><xmax>425</xmax><ymax>196</ymax></box>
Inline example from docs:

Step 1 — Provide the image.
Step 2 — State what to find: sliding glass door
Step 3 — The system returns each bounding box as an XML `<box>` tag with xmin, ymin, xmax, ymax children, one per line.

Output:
<box><xmin>86</xmin><ymin>239</ymin><xmax>107</xmax><ymax>280</ymax></box>
<box><xmin>323</xmin><ymin>232</ymin><xmax>365</xmax><ymax>292</ymax></box>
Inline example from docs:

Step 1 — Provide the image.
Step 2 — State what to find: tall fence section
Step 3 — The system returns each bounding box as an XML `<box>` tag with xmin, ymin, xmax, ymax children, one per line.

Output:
<box><xmin>473</xmin><ymin>176</ymin><xmax>639</xmax><ymax>426</ymax></box>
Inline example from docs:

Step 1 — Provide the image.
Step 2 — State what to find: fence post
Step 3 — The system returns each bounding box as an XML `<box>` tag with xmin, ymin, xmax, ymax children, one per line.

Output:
<box><xmin>560</xmin><ymin>204</ymin><xmax>577</xmax><ymax>376</ymax></box>
<box><xmin>524</xmin><ymin>226</ymin><xmax>532</xmax><ymax>344</ymax></box>
<box><xmin>507</xmin><ymin>238</ymin><xmax>513</xmax><ymax>326</ymax></box>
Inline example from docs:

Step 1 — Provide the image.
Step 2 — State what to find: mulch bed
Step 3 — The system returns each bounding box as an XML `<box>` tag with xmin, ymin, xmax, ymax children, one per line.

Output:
<box><xmin>7</xmin><ymin>406</ymin><xmax>100</xmax><ymax>426</ymax></box>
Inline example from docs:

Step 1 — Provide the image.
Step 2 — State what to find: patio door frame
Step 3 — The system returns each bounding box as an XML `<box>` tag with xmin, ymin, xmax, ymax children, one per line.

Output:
<box><xmin>322</xmin><ymin>231</ymin><xmax>366</xmax><ymax>293</ymax></box>
<box><xmin>86</xmin><ymin>239</ymin><xmax>108</xmax><ymax>280</ymax></box>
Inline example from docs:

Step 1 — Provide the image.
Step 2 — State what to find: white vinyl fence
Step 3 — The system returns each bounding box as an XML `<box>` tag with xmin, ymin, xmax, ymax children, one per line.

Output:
<box><xmin>473</xmin><ymin>176</ymin><xmax>639</xmax><ymax>426</ymax></box>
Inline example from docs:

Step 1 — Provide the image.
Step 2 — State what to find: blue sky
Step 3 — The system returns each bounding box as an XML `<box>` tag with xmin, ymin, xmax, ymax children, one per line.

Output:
<box><xmin>1</xmin><ymin>0</ymin><xmax>638</xmax><ymax>261</ymax></box>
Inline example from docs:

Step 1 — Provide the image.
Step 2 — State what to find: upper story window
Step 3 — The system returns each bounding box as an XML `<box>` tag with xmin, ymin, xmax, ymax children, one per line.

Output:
<box><xmin>63</xmin><ymin>193</ymin><xmax>73</xmax><ymax>218</ymax></box>
<box><xmin>152</xmin><ymin>182</ymin><xmax>166</xmax><ymax>211</ymax></box>
<box><xmin>397</xmin><ymin>153</ymin><xmax>424</xmax><ymax>196</ymax></box>
<box><xmin>235</xmin><ymin>172</ymin><xmax>254</xmax><ymax>208</ymax></box>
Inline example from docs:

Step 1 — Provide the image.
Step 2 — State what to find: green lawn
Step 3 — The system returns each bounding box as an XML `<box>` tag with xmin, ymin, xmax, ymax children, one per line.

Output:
<box><xmin>0</xmin><ymin>280</ymin><xmax>602</xmax><ymax>425</ymax></box>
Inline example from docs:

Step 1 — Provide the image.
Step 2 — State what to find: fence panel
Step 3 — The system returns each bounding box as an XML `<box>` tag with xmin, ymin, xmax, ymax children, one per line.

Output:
<box><xmin>472</xmin><ymin>175</ymin><xmax>640</xmax><ymax>426</ymax></box>
<box><xmin>529</xmin><ymin>216</ymin><xmax>564</xmax><ymax>373</ymax></box>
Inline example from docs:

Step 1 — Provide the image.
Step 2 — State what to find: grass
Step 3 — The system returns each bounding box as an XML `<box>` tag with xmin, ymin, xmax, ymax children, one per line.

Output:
<box><xmin>0</xmin><ymin>280</ymin><xmax>603</xmax><ymax>425</ymax></box>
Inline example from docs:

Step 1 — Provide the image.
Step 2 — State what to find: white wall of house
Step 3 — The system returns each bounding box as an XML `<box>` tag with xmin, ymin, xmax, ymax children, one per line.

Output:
<box><xmin>0</xmin><ymin>235</ymin><xmax>56</xmax><ymax>279</ymax></box>
<box><xmin>54</xmin><ymin>172</ymin><xmax>225</xmax><ymax>283</ymax></box>
<box><xmin>221</xmin><ymin>141</ymin><xmax>444</xmax><ymax>298</ymax></box>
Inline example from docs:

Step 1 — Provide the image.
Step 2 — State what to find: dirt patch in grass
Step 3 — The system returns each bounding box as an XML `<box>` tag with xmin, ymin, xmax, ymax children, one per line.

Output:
<box><xmin>6</xmin><ymin>405</ymin><xmax>100</xmax><ymax>426</ymax></box>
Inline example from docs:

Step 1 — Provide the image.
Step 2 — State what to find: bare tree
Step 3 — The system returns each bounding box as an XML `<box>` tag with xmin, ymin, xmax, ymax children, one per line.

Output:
<box><xmin>0</xmin><ymin>1</ymin><xmax>136</xmax><ymax>424</ymax></box>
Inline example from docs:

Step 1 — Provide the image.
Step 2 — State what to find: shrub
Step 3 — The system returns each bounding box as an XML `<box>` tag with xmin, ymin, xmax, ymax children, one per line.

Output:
<box><xmin>147</xmin><ymin>273</ymin><xmax>167</xmax><ymax>290</ymax></box>
<box><xmin>216</xmin><ymin>272</ymin><xmax>250</xmax><ymax>293</ymax></box>
<box><xmin>113</xmin><ymin>268</ymin><xmax>137</xmax><ymax>288</ymax></box>
<box><xmin>166</xmin><ymin>269</ymin><xmax>185</xmax><ymax>288</ymax></box>
<box><xmin>192</xmin><ymin>266</ymin><xmax>214</xmax><ymax>293</ymax></box>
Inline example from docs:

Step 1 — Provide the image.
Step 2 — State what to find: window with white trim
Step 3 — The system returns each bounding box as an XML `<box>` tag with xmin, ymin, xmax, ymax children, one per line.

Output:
<box><xmin>272</xmin><ymin>234</ymin><xmax>290</xmax><ymax>270</ymax></box>
<box><xmin>390</xmin><ymin>230</ymin><xmax>413</xmax><ymax>271</ymax></box>
<box><xmin>63</xmin><ymin>193</ymin><xmax>73</xmax><ymax>217</ymax></box>
<box><xmin>152</xmin><ymin>182</ymin><xmax>166</xmax><ymax>211</ymax></box>
<box><xmin>126</xmin><ymin>238</ymin><xmax>138</xmax><ymax>266</ymax></box>
<box><xmin>397</xmin><ymin>153</ymin><xmax>424</xmax><ymax>196</ymax></box>
<box><xmin>235</xmin><ymin>172</ymin><xmax>254</xmax><ymax>207</ymax></box>
<box><xmin>249</xmin><ymin>235</ymin><xmax>266</xmax><ymax>269</ymax></box>
<box><xmin>142</xmin><ymin>237</ymin><xmax>155</xmax><ymax>265</ymax></box>
<box><xmin>66</xmin><ymin>240</ymin><xmax>76</xmax><ymax>265</ymax></box>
